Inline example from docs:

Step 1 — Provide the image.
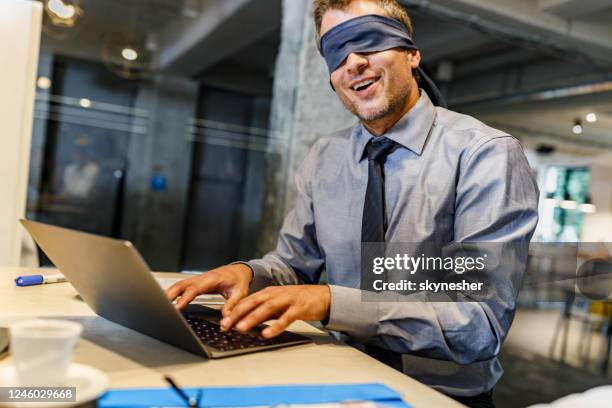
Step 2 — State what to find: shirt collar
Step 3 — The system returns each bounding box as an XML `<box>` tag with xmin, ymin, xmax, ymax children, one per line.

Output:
<box><xmin>355</xmin><ymin>90</ymin><xmax>437</xmax><ymax>162</ymax></box>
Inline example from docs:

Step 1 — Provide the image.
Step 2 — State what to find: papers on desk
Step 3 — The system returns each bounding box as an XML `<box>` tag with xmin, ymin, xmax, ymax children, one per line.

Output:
<box><xmin>98</xmin><ymin>383</ymin><xmax>411</xmax><ymax>407</ymax></box>
<box><xmin>156</xmin><ymin>278</ymin><xmax>226</xmax><ymax>306</ymax></box>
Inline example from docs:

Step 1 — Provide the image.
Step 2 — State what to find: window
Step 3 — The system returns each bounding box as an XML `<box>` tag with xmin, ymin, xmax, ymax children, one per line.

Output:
<box><xmin>538</xmin><ymin>166</ymin><xmax>591</xmax><ymax>242</ymax></box>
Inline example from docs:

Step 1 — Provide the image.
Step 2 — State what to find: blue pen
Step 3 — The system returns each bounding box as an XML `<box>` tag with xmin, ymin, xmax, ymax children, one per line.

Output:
<box><xmin>15</xmin><ymin>274</ymin><xmax>67</xmax><ymax>287</ymax></box>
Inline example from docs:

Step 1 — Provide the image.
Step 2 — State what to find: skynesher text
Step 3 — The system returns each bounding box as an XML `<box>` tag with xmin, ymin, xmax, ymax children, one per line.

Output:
<box><xmin>373</xmin><ymin>279</ymin><xmax>484</xmax><ymax>292</ymax></box>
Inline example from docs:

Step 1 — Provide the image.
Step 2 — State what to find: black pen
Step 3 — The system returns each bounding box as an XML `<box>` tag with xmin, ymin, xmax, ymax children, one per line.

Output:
<box><xmin>164</xmin><ymin>375</ymin><xmax>201</xmax><ymax>407</ymax></box>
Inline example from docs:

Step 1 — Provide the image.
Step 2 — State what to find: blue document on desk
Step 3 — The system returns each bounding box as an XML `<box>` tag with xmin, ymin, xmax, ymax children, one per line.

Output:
<box><xmin>98</xmin><ymin>383</ymin><xmax>410</xmax><ymax>407</ymax></box>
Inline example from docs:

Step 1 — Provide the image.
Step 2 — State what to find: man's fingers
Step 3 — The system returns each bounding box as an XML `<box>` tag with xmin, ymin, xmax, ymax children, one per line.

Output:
<box><xmin>234</xmin><ymin>300</ymin><xmax>286</xmax><ymax>333</ymax></box>
<box><xmin>165</xmin><ymin>279</ymin><xmax>191</xmax><ymax>301</ymax></box>
<box><xmin>220</xmin><ymin>293</ymin><xmax>269</xmax><ymax>331</ymax></box>
<box><xmin>166</xmin><ymin>274</ymin><xmax>221</xmax><ymax>305</ymax></box>
<box><xmin>261</xmin><ymin>308</ymin><xmax>299</xmax><ymax>338</ymax></box>
<box><xmin>222</xmin><ymin>288</ymin><xmax>246</xmax><ymax>317</ymax></box>
<box><xmin>190</xmin><ymin>276</ymin><xmax>220</xmax><ymax>297</ymax></box>
<box><xmin>174</xmin><ymin>287</ymin><xmax>200</xmax><ymax>310</ymax></box>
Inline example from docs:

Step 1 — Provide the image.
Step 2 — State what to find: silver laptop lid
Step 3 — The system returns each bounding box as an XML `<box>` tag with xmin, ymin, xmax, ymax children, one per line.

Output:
<box><xmin>20</xmin><ymin>219</ymin><xmax>208</xmax><ymax>357</ymax></box>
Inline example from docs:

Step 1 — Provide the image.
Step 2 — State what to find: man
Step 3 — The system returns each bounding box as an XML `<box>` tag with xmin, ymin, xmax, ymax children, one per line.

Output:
<box><xmin>167</xmin><ymin>0</ymin><xmax>539</xmax><ymax>406</ymax></box>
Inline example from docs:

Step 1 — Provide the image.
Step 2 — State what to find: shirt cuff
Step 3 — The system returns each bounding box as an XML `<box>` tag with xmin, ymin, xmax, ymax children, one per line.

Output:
<box><xmin>324</xmin><ymin>285</ymin><xmax>379</xmax><ymax>341</ymax></box>
<box><xmin>230</xmin><ymin>261</ymin><xmax>272</xmax><ymax>293</ymax></box>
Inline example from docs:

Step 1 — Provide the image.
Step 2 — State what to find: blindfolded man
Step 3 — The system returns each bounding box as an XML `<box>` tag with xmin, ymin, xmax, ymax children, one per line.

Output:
<box><xmin>167</xmin><ymin>1</ymin><xmax>539</xmax><ymax>406</ymax></box>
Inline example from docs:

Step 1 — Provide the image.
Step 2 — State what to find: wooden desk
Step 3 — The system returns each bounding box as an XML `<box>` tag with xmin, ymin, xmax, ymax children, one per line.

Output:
<box><xmin>0</xmin><ymin>268</ymin><xmax>462</xmax><ymax>407</ymax></box>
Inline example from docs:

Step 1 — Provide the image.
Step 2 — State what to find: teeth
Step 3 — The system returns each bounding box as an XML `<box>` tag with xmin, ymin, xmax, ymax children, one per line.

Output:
<box><xmin>352</xmin><ymin>79</ymin><xmax>376</xmax><ymax>91</ymax></box>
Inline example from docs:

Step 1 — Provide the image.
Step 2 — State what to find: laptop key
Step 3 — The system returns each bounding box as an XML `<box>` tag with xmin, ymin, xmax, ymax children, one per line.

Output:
<box><xmin>185</xmin><ymin>315</ymin><xmax>283</xmax><ymax>351</ymax></box>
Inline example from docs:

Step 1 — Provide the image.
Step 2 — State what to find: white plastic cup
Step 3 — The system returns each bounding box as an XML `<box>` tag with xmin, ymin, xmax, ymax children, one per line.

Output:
<box><xmin>10</xmin><ymin>319</ymin><xmax>83</xmax><ymax>386</ymax></box>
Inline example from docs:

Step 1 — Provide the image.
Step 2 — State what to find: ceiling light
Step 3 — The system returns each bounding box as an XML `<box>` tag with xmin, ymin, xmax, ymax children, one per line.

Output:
<box><xmin>121</xmin><ymin>48</ymin><xmax>138</xmax><ymax>61</ymax></box>
<box><xmin>585</xmin><ymin>113</ymin><xmax>597</xmax><ymax>123</ymax></box>
<box><xmin>572</xmin><ymin>119</ymin><xmax>583</xmax><ymax>135</ymax></box>
<box><xmin>47</xmin><ymin>0</ymin><xmax>75</xmax><ymax>19</ymax></box>
<box><xmin>572</xmin><ymin>124</ymin><xmax>583</xmax><ymax>135</ymax></box>
<box><xmin>79</xmin><ymin>98</ymin><xmax>91</xmax><ymax>108</ymax></box>
<box><xmin>45</xmin><ymin>0</ymin><xmax>82</xmax><ymax>28</ymax></box>
<box><xmin>37</xmin><ymin>76</ymin><xmax>51</xmax><ymax>90</ymax></box>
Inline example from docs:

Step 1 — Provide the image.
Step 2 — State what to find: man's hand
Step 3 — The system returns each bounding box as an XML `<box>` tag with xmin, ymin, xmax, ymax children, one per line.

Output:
<box><xmin>220</xmin><ymin>285</ymin><xmax>331</xmax><ymax>339</ymax></box>
<box><xmin>165</xmin><ymin>263</ymin><xmax>253</xmax><ymax>317</ymax></box>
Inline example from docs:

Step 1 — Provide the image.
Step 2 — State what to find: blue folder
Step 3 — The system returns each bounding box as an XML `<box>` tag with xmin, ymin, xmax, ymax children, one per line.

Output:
<box><xmin>98</xmin><ymin>383</ymin><xmax>411</xmax><ymax>407</ymax></box>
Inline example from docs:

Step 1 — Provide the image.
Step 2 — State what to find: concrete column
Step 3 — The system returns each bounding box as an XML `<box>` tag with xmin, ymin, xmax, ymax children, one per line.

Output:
<box><xmin>121</xmin><ymin>75</ymin><xmax>198</xmax><ymax>271</ymax></box>
<box><xmin>258</xmin><ymin>0</ymin><xmax>356</xmax><ymax>254</ymax></box>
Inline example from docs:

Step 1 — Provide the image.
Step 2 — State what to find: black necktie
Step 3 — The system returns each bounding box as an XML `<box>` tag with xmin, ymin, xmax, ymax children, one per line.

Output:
<box><xmin>361</xmin><ymin>137</ymin><xmax>397</xmax><ymax>243</ymax></box>
<box><xmin>361</xmin><ymin>137</ymin><xmax>403</xmax><ymax>371</ymax></box>
<box><xmin>360</xmin><ymin>137</ymin><xmax>397</xmax><ymax>292</ymax></box>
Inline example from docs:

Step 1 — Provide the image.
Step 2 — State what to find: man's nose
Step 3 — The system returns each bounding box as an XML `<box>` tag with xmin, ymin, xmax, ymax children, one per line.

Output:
<box><xmin>345</xmin><ymin>52</ymin><xmax>368</xmax><ymax>75</ymax></box>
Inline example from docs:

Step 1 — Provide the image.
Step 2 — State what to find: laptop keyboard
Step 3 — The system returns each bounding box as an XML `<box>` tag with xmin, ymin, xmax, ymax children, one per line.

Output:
<box><xmin>185</xmin><ymin>314</ymin><xmax>284</xmax><ymax>352</ymax></box>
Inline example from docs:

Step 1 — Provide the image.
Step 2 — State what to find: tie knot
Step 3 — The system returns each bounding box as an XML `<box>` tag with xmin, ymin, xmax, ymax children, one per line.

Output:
<box><xmin>366</xmin><ymin>138</ymin><xmax>397</xmax><ymax>163</ymax></box>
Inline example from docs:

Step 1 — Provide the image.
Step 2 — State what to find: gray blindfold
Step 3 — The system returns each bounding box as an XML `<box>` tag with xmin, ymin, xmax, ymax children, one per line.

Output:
<box><xmin>319</xmin><ymin>14</ymin><xmax>446</xmax><ymax>107</ymax></box>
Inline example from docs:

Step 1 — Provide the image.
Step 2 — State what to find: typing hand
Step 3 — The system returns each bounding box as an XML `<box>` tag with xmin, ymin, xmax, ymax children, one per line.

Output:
<box><xmin>165</xmin><ymin>264</ymin><xmax>253</xmax><ymax>315</ymax></box>
<box><xmin>219</xmin><ymin>285</ymin><xmax>331</xmax><ymax>338</ymax></box>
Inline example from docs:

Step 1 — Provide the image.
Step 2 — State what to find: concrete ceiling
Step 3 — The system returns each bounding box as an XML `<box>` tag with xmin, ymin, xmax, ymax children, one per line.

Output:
<box><xmin>39</xmin><ymin>0</ymin><xmax>282</xmax><ymax>89</ymax></box>
<box><xmin>39</xmin><ymin>0</ymin><xmax>612</xmax><ymax>150</ymax></box>
<box><xmin>76</xmin><ymin>0</ymin><xmax>185</xmax><ymax>31</ymax></box>
<box><xmin>537</xmin><ymin>0</ymin><xmax>612</xmax><ymax>19</ymax></box>
<box><xmin>476</xmin><ymin>95</ymin><xmax>612</xmax><ymax>150</ymax></box>
<box><xmin>397</xmin><ymin>0</ymin><xmax>612</xmax><ymax>151</ymax></box>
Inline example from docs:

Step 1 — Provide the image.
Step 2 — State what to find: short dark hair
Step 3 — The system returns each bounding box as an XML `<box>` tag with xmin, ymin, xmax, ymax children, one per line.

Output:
<box><xmin>313</xmin><ymin>0</ymin><xmax>414</xmax><ymax>41</ymax></box>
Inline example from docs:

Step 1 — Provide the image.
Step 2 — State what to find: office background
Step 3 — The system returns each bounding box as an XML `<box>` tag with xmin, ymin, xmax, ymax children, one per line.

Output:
<box><xmin>5</xmin><ymin>0</ymin><xmax>612</xmax><ymax>407</ymax></box>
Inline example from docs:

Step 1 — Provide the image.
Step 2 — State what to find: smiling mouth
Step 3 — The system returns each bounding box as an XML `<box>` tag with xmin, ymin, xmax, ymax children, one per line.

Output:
<box><xmin>351</xmin><ymin>77</ymin><xmax>381</xmax><ymax>92</ymax></box>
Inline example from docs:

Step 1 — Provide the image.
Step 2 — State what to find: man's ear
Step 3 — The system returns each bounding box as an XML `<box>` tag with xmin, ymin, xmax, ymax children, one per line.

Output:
<box><xmin>329</xmin><ymin>80</ymin><xmax>336</xmax><ymax>92</ymax></box>
<box><xmin>409</xmin><ymin>50</ymin><xmax>421</xmax><ymax>69</ymax></box>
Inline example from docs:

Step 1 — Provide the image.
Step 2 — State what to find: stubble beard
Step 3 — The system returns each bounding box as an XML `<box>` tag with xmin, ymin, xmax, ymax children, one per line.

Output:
<box><xmin>346</xmin><ymin>81</ymin><xmax>412</xmax><ymax>124</ymax></box>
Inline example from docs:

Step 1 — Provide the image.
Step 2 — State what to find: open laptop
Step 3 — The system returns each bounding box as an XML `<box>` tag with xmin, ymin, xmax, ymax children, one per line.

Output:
<box><xmin>20</xmin><ymin>219</ymin><xmax>311</xmax><ymax>358</ymax></box>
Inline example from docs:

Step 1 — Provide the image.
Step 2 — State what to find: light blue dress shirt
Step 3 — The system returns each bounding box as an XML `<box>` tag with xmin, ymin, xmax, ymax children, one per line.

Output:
<box><xmin>243</xmin><ymin>92</ymin><xmax>539</xmax><ymax>396</ymax></box>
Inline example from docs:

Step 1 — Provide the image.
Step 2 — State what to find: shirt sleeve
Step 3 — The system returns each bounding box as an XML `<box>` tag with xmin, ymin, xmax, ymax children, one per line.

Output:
<box><xmin>237</xmin><ymin>143</ymin><xmax>326</xmax><ymax>293</ymax></box>
<box><xmin>324</xmin><ymin>136</ymin><xmax>539</xmax><ymax>364</ymax></box>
